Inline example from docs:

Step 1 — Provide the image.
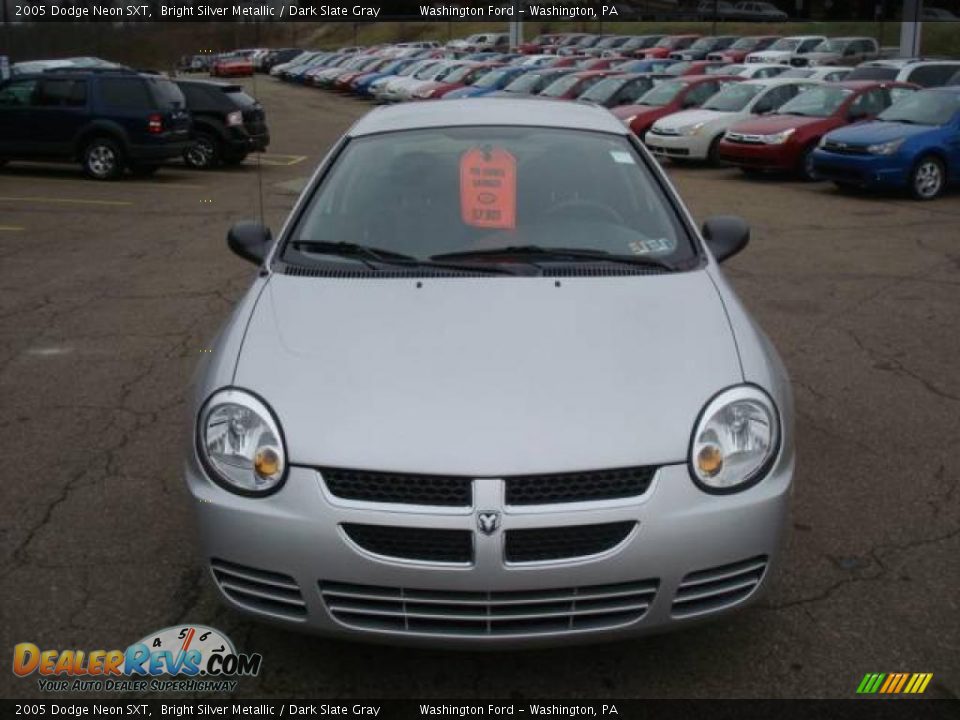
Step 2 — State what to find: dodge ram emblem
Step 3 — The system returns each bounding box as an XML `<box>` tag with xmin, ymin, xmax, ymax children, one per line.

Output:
<box><xmin>477</xmin><ymin>511</ymin><xmax>501</xmax><ymax>535</ymax></box>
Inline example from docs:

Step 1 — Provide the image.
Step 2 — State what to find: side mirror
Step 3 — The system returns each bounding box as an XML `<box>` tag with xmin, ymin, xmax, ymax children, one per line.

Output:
<box><xmin>702</xmin><ymin>216</ymin><xmax>750</xmax><ymax>262</ymax></box>
<box><xmin>227</xmin><ymin>221</ymin><xmax>272</xmax><ymax>265</ymax></box>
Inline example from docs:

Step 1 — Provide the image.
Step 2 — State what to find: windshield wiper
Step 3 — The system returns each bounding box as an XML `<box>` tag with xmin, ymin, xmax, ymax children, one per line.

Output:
<box><xmin>431</xmin><ymin>245</ymin><xmax>676</xmax><ymax>271</ymax></box>
<box><xmin>289</xmin><ymin>240</ymin><xmax>514</xmax><ymax>274</ymax></box>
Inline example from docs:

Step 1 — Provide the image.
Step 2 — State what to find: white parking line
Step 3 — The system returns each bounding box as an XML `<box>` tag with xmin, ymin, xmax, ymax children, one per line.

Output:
<box><xmin>248</xmin><ymin>153</ymin><xmax>308</xmax><ymax>167</ymax></box>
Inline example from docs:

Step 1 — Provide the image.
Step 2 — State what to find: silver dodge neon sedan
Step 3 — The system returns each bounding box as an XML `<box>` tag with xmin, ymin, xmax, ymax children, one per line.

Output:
<box><xmin>186</xmin><ymin>98</ymin><xmax>794</xmax><ymax>647</ymax></box>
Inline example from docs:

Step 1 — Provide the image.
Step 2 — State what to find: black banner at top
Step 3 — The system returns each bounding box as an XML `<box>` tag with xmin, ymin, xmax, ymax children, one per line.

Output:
<box><xmin>4</xmin><ymin>0</ymin><xmax>960</xmax><ymax>23</ymax></box>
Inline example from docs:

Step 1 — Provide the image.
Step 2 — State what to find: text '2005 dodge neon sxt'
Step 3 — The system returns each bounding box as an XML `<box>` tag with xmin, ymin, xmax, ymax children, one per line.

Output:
<box><xmin>186</xmin><ymin>99</ymin><xmax>795</xmax><ymax>647</ymax></box>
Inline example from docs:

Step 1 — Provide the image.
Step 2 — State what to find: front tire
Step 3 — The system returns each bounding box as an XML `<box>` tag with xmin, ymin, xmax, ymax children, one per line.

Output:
<box><xmin>183</xmin><ymin>132</ymin><xmax>221</xmax><ymax>169</ymax></box>
<box><xmin>82</xmin><ymin>137</ymin><xmax>123</xmax><ymax>180</ymax></box>
<box><xmin>798</xmin><ymin>144</ymin><xmax>820</xmax><ymax>182</ymax></box>
<box><xmin>909</xmin><ymin>155</ymin><xmax>945</xmax><ymax>200</ymax></box>
<box><xmin>707</xmin><ymin>135</ymin><xmax>723</xmax><ymax>165</ymax></box>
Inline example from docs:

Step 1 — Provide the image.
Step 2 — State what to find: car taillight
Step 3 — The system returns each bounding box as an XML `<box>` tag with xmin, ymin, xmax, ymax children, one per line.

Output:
<box><xmin>148</xmin><ymin>114</ymin><xmax>163</xmax><ymax>134</ymax></box>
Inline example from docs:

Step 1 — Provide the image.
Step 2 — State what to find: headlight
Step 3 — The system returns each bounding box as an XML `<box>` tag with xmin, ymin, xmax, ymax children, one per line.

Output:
<box><xmin>760</xmin><ymin>128</ymin><xmax>796</xmax><ymax>145</ymax></box>
<box><xmin>197</xmin><ymin>388</ymin><xmax>287</xmax><ymax>496</ymax></box>
<box><xmin>681</xmin><ymin>122</ymin><xmax>706</xmax><ymax>136</ymax></box>
<box><xmin>226</xmin><ymin>110</ymin><xmax>243</xmax><ymax>127</ymax></box>
<box><xmin>689</xmin><ymin>385</ymin><xmax>780</xmax><ymax>493</ymax></box>
<box><xmin>866</xmin><ymin>138</ymin><xmax>904</xmax><ymax>156</ymax></box>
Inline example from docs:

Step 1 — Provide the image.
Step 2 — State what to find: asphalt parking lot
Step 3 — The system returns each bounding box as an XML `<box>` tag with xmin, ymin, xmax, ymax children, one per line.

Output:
<box><xmin>1</xmin><ymin>76</ymin><xmax>958</xmax><ymax>700</ymax></box>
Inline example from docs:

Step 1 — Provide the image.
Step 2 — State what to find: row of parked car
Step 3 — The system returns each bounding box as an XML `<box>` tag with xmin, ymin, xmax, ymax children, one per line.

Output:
<box><xmin>274</xmin><ymin>35</ymin><xmax>960</xmax><ymax>200</ymax></box>
<box><xmin>0</xmin><ymin>61</ymin><xmax>271</xmax><ymax>179</ymax></box>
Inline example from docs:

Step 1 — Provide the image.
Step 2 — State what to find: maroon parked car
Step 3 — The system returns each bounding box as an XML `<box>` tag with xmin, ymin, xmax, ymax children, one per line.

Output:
<box><xmin>539</xmin><ymin>70</ymin><xmax>623</xmax><ymax>100</ymax></box>
<box><xmin>719</xmin><ymin>80</ymin><xmax>918</xmax><ymax>179</ymax></box>
<box><xmin>611</xmin><ymin>74</ymin><xmax>743</xmax><ymax>138</ymax></box>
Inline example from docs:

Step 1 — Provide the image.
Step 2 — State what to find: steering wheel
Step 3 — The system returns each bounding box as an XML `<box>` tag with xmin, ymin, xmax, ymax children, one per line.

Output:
<box><xmin>545</xmin><ymin>199</ymin><xmax>625</xmax><ymax>226</ymax></box>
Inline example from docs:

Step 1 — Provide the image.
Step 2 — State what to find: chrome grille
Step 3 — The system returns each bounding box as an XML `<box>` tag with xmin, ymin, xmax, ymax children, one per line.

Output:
<box><xmin>672</xmin><ymin>555</ymin><xmax>768</xmax><ymax>618</ymax></box>
<box><xmin>320</xmin><ymin>579</ymin><xmax>659</xmax><ymax>636</ymax></box>
<box><xmin>505</xmin><ymin>522</ymin><xmax>637</xmax><ymax>563</ymax></box>
<box><xmin>505</xmin><ymin>466</ymin><xmax>656</xmax><ymax>505</ymax></box>
<box><xmin>211</xmin><ymin>558</ymin><xmax>306</xmax><ymax>620</ymax></box>
<box><xmin>321</xmin><ymin>467</ymin><xmax>472</xmax><ymax>507</ymax></box>
<box><xmin>342</xmin><ymin>523</ymin><xmax>472</xmax><ymax>564</ymax></box>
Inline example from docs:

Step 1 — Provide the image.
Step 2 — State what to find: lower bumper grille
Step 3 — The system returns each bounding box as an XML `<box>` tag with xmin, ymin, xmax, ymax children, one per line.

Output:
<box><xmin>505</xmin><ymin>467</ymin><xmax>656</xmax><ymax>506</ymax></box>
<box><xmin>342</xmin><ymin>523</ymin><xmax>473</xmax><ymax>564</ymax></box>
<box><xmin>211</xmin><ymin>558</ymin><xmax>306</xmax><ymax>620</ymax></box>
<box><xmin>320</xmin><ymin>579</ymin><xmax>659</xmax><ymax>636</ymax></box>
<box><xmin>322</xmin><ymin>467</ymin><xmax>472</xmax><ymax>507</ymax></box>
<box><xmin>505</xmin><ymin>521</ymin><xmax>637</xmax><ymax>563</ymax></box>
<box><xmin>672</xmin><ymin>555</ymin><xmax>768</xmax><ymax>618</ymax></box>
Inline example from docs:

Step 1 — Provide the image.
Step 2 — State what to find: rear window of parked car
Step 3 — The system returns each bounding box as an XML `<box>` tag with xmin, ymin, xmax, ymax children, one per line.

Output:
<box><xmin>147</xmin><ymin>78</ymin><xmax>186</xmax><ymax>108</ymax></box>
<box><xmin>286</xmin><ymin>126</ymin><xmax>696</xmax><ymax>267</ymax></box>
<box><xmin>100</xmin><ymin>78</ymin><xmax>153</xmax><ymax>109</ymax></box>
<box><xmin>36</xmin><ymin>79</ymin><xmax>87</xmax><ymax>107</ymax></box>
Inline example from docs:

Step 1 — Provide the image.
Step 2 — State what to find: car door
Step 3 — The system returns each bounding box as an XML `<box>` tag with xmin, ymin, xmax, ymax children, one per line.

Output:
<box><xmin>0</xmin><ymin>78</ymin><xmax>39</xmax><ymax>156</ymax></box>
<box><xmin>31</xmin><ymin>77</ymin><xmax>90</xmax><ymax>157</ymax></box>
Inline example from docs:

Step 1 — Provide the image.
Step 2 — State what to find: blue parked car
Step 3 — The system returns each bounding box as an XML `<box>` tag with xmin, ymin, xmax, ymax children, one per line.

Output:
<box><xmin>443</xmin><ymin>66</ymin><xmax>532</xmax><ymax>99</ymax></box>
<box><xmin>352</xmin><ymin>58</ymin><xmax>419</xmax><ymax>97</ymax></box>
<box><xmin>812</xmin><ymin>87</ymin><xmax>960</xmax><ymax>200</ymax></box>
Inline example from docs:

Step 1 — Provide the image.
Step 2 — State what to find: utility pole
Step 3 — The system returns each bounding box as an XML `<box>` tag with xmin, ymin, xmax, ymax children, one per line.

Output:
<box><xmin>509</xmin><ymin>0</ymin><xmax>523</xmax><ymax>50</ymax></box>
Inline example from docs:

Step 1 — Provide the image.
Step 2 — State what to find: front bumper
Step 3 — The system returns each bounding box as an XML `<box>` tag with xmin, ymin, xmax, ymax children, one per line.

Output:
<box><xmin>718</xmin><ymin>139</ymin><xmax>798</xmax><ymax>171</ymax></box>
<box><xmin>645</xmin><ymin>131</ymin><xmax>712</xmax><ymax>160</ymax></box>
<box><xmin>185</xmin><ymin>449</ymin><xmax>793</xmax><ymax>648</ymax></box>
<box><xmin>811</xmin><ymin>149</ymin><xmax>908</xmax><ymax>188</ymax></box>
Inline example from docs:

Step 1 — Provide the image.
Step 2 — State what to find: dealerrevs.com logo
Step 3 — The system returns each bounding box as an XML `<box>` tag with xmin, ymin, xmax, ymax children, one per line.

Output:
<box><xmin>13</xmin><ymin>625</ymin><xmax>262</xmax><ymax>693</ymax></box>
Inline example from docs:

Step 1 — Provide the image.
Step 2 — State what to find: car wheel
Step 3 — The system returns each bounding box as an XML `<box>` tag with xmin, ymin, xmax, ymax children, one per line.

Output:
<box><xmin>82</xmin><ymin>137</ymin><xmax>123</xmax><ymax>180</ymax></box>
<box><xmin>129</xmin><ymin>164</ymin><xmax>160</xmax><ymax>177</ymax></box>
<box><xmin>707</xmin><ymin>135</ymin><xmax>723</xmax><ymax>165</ymax></box>
<box><xmin>183</xmin><ymin>133</ymin><xmax>221</xmax><ymax>169</ymax></box>
<box><xmin>909</xmin><ymin>155</ymin><xmax>945</xmax><ymax>201</ymax></box>
<box><xmin>798</xmin><ymin>145</ymin><xmax>820</xmax><ymax>182</ymax></box>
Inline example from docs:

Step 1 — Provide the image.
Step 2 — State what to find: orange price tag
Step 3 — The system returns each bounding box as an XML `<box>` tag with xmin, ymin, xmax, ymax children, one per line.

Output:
<box><xmin>460</xmin><ymin>147</ymin><xmax>517</xmax><ymax>230</ymax></box>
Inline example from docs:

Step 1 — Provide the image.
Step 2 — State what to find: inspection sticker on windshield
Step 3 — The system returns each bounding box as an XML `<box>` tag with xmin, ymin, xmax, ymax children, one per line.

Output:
<box><xmin>460</xmin><ymin>147</ymin><xmax>517</xmax><ymax>230</ymax></box>
<box><xmin>610</xmin><ymin>151</ymin><xmax>636</xmax><ymax>165</ymax></box>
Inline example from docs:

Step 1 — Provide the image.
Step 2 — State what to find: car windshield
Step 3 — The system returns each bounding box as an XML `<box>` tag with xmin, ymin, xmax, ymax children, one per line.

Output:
<box><xmin>731</xmin><ymin>38</ymin><xmax>760</xmax><ymax>50</ymax></box>
<box><xmin>504</xmin><ymin>72</ymin><xmax>555</xmax><ymax>93</ymax></box>
<box><xmin>715</xmin><ymin>64</ymin><xmax>745</xmax><ymax>75</ymax></box>
<box><xmin>817</xmin><ymin>39</ymin><xmax>847</xmax><ymax>53</ymax></box>
<box><xmin>878</xmin><ymin>90</ymin><xmax>960</xmax><ymax>125</ymax></box>
<box><xmin>779</xmin><ymin>68</ymin><xmax>814</xmax><ymax>78</ymax></box>
<box><xmin>444</xmin><ymin>64</ymin><xmax>479</xmax><ymax>83</ymax></box>
<box><xmin>637</xmin><ymin>80</ymin><xmax>686</xmax><ymax>106</ymax></box>
<box><xmin>655</xmin><ymin>37</ymin><xmax>677</xmax><ymax>48</ymax></box>
<box><xmin>768</xmin><ymin>39</ymin><xmax>801</xmax><ymax>51</ymax></box>
<box><xmin>580</xmin><ymin>77</ymin><xmax>629</xmax><ymax>103</ymax></box>
<box><xmin>224</xmin><ymin>88</ymin><xmax>257</xmax><ymax>107</ymax></box>
<box><xmin>846</xmin><ymin>67</ymin><xmax>898</xmax><ymax>82</ymax></box>
<box><xmin>541</xmin><ymin>74</ymin><xmax>585</xmax><ymax>97</ymax></box>
<box><xmin>689</xmin><ymin>38</ymin><xmax>716</xmax><ymax>51</ymax></box>
<box><xmin>473</xmin><ymin>68</ymin><xmax>511</xmax><ymax>88</ymax></box>
<box><xmin>702</xmin><ymin>83</ymin><xmax>764</xmax><ymax>111</ymax></box>
<box><xmin>285</xmin><ymin>127</ymin><xmax>695</xmax><ymax>269</ymax></box>
<box><xmin>777</xmin><ymin>86</ymin><xmax>853</xmax><ymax>117</ymax></box>
<box><xmin>664</xmin><ymin>62</ymin><xmax>693</xmax><ymax>76</ymax></box>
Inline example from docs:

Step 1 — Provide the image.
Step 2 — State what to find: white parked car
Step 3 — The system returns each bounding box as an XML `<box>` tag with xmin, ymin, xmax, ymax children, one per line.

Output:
<box><xmin>713</xmin><ymin>63</ymin><xmax>791</xmax><ymax>80</ymax></box>
<box><xmin>645</xmin><ymin>78</ymin><xmax>820</xmax><ymax>162</ymax></box>
<box><xmin>779</xmin><ymin>66</ymin><xmax>854</xmax><ymax>82</ymax></box>
<box><xmin>374</xmin><ymin>60</ymin><xmax>449</xmax><ymax>103</ymax></box>
<box><xmin>746</xmin><ymin>36</ymin><xmax>826</xmax><ymax>65</ymax></box>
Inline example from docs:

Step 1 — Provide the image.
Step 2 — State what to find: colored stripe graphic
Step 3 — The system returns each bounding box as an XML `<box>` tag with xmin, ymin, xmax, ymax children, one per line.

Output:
<box><xmin>857</xmin><ymin>673</ymin><xmax>933</xmax><ymax>694</ymax></box>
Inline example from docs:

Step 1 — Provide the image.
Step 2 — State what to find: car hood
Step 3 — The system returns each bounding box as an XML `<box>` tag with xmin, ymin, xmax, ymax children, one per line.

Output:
<box><xmin>729</xmin><ymin>114</ymin><xmax>829</xmax><ymax>134</ymax></box>
<box><xmin>655</xmin><ymin>108</ymin><xmax>732</xmax><ymax>130</ymax></box>
<box><xmin>234</xmin><ymin>273</ymin><xmax>742</xmax><ymax>475</ymax></box>
<box><xmin>824</xmin><ymin>120</ymin><xmax>936</xmax><ymax>145</ymax></box>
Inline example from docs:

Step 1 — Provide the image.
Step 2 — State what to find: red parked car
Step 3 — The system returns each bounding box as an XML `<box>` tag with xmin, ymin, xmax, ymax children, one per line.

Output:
<box><xmin>519</xmin><ymin>33</ymin><xmax>562</xmax><ymax>55</ymax></box>
<box><xmin>539</xmin><ymin>70</ymin><xmax>623</xmax><ymax>100</ymax></box>
<box><xmin>611</xmin><ymin>74</ymin><xmax>743</xmax><ymax>138</ymax></box>
<box><xmin>333</xmin><ymin>58</ymin><xmax>394</xmax><ymax>92</ymax></box>
<box><xmin>412</xmin><ymin>62</ymin><xmax>503</xmax><ymax>100</ymax></box>
<box><xmin>719</xmin><ymin>80</ymin><xmax>918</xmax><ymax>179</ymax></box>
<box><xmin>210</xmin><ymin>55</ymin><xmax>254</xmax><ymax>78</ymax></box>
<box><xmin>575</xmin><ymin>57</ymin><xmax>622</xmax><ymax>71</ymax></box>
<box><xmin>707</xmin><ymin>36</ymin><xmax>780</xmax><ymax>63</ymax></box>
<box><xmin>545</xmin><ymin>56</ymin><xmax>580</xmax><ymax>68</ymax></box>
<box><xmin>660</xmin><ymin>60</ymin><xmax>731</xmax><ymax>77</ymax></box>
<box><xmin>636</xmin><ymin>35</ymin><xmax>701</xmax><ymax>59</ymax></box>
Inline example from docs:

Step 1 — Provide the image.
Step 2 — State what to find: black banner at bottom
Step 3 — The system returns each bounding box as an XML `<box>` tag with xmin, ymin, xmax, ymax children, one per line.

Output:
<box><xmin>1</xmin><ymin>699</ymin><xmax>959</xmax><ymax>720</ymax></box>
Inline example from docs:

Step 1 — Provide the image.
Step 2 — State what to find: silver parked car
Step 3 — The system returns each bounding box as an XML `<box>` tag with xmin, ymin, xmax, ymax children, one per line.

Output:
<box><xmin>187</xmin><ymin>99</ymin><xmax>795</xmax><ymax>647</ymax></box>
